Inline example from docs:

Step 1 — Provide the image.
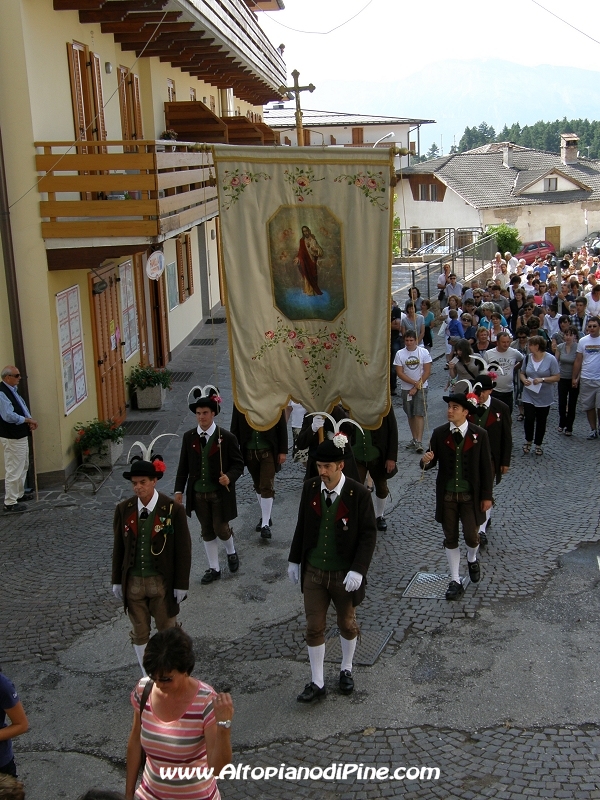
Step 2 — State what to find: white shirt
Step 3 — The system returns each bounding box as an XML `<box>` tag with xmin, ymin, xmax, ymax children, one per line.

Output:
<box><xmin>586</xmin><ymin>294</ymin><xmax>600</xmax><ymax>316</ymax></box>
<box><xmin>138</xmin><ymin>489</ymin><xmax>159</xmax><ymax>516</ymax></box>
<box><xmin>449</xmin><ymin>420</ymin><xmax>469</xmax><ymax>436</ymax></box>
<box><xmin>577</xmin><ymin>333</ymin><xmax>600</xmax><ymax>380</ymax></box>
<box><xmin>197</xmin><ymin>422</ymin><xmax>217</xmax><ymax>438</ymax></box>
<box><xmin>507</xmin><ymin>257</ymin><xmax>519</xmax><ymax>272</ymax></box>
<box><xmin>321</xmin><ymin>472</ymin><xmax>346</xmax><ymax>504</ymax></box>
<box><xmin>393</xmin><ymin>345</ymin><xmax>433</xmax><ymax>391</ymax></box>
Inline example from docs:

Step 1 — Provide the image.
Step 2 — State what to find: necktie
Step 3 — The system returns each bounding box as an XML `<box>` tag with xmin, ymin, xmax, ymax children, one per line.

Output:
<box><xmin>140</xmin><ymin>508</ymin><xmax>149</xmax><ymax>519</ymax></box>
<box><xmin>323</xmin><ymin>490</ymin><xmax>334</xmax><ymax>507</ymax></box>
<box><xmin>475</xmin><ymin>405</ymin><xmax>486</xmax><ymax>418</ymax></box>
<box><xmin>452</xmin><ymin>429</ymin><xmax>463</xmax><ymax>445</ymax></box>
<box><xmin>200</xmin><ymin>432</ymin><xmax>207</xmax><ymax>449</ymax></box>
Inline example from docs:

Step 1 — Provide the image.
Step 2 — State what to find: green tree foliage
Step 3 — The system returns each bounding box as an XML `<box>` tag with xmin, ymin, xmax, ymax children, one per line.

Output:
<box><xmin>485</xmin><ymin>224</ymin><xmax>522</xmax><ymax>255</ymax></box>
<box><xmin>425</xmin><ymin>142</ymin><xmax>440</xmax><ymax>160</ymax></box>
<box><xmin>457</xmin><ymin>118</ymin><xmax>600</xmax><ymax>157</ymax></box>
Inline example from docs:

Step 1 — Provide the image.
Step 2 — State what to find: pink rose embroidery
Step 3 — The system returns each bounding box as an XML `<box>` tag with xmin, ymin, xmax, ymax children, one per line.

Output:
<box><xmin>265</xmin><ymin>331</ymin><xmax>275</xmax><ymax>340</ymax></box>
<box><xmin>241</xmin><ymin>174</ymin><xmax>251</xmax><ymax>185</ymax></box>
<box><xmin>288</xmin><ymin>330</ymin><xmax>297</xmax><ymax>339</ymax></box>
<box><xmin>230</xmin><ymin>176</ymin><xmax>240</xmax><ymax>187</ymax></box>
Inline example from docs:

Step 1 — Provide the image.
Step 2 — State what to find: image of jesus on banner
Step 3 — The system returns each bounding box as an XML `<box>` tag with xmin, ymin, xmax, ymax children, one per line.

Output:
<box><xmin>294</xmin><ymin>226</ymin><xmax>324</xmax><ymax>296</ymax></box>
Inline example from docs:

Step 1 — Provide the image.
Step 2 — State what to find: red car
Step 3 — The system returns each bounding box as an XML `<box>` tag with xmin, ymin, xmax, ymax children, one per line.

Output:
<box><xmin>514</xmin><ymin>240</ymin><xmax>556</xmax><ymax>265</ymax></box>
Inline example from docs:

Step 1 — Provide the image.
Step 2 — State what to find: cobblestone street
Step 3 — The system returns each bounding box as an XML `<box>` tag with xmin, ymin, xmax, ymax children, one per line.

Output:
<box><xmin>1</xmin><ymin>310</ymin><xmax>599</xmax><ymax>799</ymax></box>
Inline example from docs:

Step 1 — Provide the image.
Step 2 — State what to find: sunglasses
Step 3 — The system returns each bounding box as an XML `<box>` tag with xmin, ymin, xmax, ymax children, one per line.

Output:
<box><xmin>151</xmin><ymin>675</ymin><xmax>174</xmax><ymax>683</ymax></box>
<box><xmin>9</xmin><ymin>373</ymin><xmax>20</xmax><ymax>378</ymax></box>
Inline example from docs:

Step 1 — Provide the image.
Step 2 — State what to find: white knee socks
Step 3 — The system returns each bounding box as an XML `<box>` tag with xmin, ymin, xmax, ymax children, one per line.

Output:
<box><xmin>224</xmin><ymin>534</ymin><xmax>236</xmax><ymax>555</ymax></box>
<box><xmin>478</xmin><ymin>506</ymin><xmax>491</xmax><ymax>533</ymax></box>
<box><xmin>203</xmin><ymin>539</ymin><xmax>220</xmax><ymax>571</ymax></box>
<box><xmin>340</xmin><ymin>636</ymin><xmax>357</xmax><ymax>672</ymax></box>
<box><xmin>260</xmin><ymin>497</ymin><xmax>273</xmax><ymax>527</ymax></box>
<box><xmin>467</xmin><ymin>545</ymin><xmax>479</xmax><ymax>563</ymax></box>
<box><xmin>373</xmin><ymin>495</ymin><xmax>386</xmax><ymax>518</ymax></box>
<box><xmin>307</xmin><ymin>644</ymin><xmax>325</xmax><ymax>688</ymax></box>
<box><xmin>445</xmin><ymin>547</ymin><xmax>461</xmax><ymax>583</ymax></box>
<box><xmin>133</xmin><ymin>643</ymin><xmax>147</xmax><ymax>676</ymax></box>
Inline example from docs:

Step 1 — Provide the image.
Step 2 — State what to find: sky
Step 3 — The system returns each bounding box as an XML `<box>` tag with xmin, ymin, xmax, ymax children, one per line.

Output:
<box><xmin>255</xmin><ymin>0</ymin><xmax>600</xmax><ymax>148</ymax></box>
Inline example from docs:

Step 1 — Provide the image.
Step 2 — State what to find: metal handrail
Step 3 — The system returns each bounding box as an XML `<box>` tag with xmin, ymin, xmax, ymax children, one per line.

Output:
<box><xmin>410</xmin><ymin>233</ymin><xmax>498</xmax><ymax>299</ymax></box>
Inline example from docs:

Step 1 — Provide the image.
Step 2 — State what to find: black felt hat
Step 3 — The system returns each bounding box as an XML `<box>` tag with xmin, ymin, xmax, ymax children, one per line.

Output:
<box><xmin>442</xmin><ymin>393</ymin><xmax>477</xmax><ymax>411</ymax></box>
<box><xmin>315</xmin><ymin>434</ymin><xmax>351</xmax><ymax>462</ymax></box>
<box><xmin>188</xmin><ymin>385</ymin><xmax>221</xmax><ymax>415</ymax></box>
<box><xmin>123</xmin><ymin>458</ymin><xmax>165</xmax><ymax>481</ymax></box>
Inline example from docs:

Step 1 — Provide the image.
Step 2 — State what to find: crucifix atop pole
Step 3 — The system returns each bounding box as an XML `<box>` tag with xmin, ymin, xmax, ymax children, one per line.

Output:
<box><xmin>278</xmin><ymin>69</ymin><xmax>315</xmax><ymax>147</ymax></box>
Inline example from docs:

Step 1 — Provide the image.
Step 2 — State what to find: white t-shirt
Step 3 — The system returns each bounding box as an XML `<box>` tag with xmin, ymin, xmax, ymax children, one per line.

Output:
<box><xmin>586</xmin><ymin>295</ymin><xmax>600</xmax><ymax>316</ymax></box>
<box><xmin>393</xmin><ymin>345</ymin><xmax>433</xmax><ymax>391</ymax></box>
<box><xmin>577</xmin><ymin>334</ymin><xmax>600</xmax><ymax>380</ymax></box>
<box><xmin>484</xmin><ymin>347</ymin><xmax>523</xmax><ymax>393</ymax></box>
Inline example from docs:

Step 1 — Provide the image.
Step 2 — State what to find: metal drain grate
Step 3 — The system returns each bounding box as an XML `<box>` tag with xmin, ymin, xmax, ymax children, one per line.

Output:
<box><xmin>402</xmin><ymin>571</ymin><xmax>470</xmax><ymax>599</ymax></box>
<box><xmin>170</xmin><ymin>371</ymin><xmax>194</xmax><ymax>382</ymax></box>
<box><xmin>121</xmin><ymin>420</ymin><xmax>158</xmax><ymax>436</ymax></box>
<box><xmin>206</xmin><ymin>317</ymin><xmax>226</xmax><ymax>324</ymax></box>
<box><xmin>323</xmin><ymin>628</ymin><xmax>392</xmax><ymax>666</ymax></box>
<box><xmin>190</xmin><ymin>338</ymin><xmax>218</xmax><ymax>346</ymax></box>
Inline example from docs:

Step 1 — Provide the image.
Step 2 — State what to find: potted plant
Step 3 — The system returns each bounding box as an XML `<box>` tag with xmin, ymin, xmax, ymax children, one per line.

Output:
<box><xmin>127</xmin><ymin>364</ymin><xmax>174</xmax><ymax>409</ymax></box>
<box><xmin>74</xmin><ymin>418</ymin><xmax>125</xmax><ymax>467</ymax></box>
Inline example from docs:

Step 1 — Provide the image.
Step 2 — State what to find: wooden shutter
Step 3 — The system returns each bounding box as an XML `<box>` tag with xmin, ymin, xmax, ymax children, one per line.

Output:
<box><xmin>118</xmin><ymin>66</ymin><xmax>132</xmax><ymax>142</ymax></box>
<box><xmin>176</xmin><ymin>238</ymin><xmax>186</xmax><ymax>303</ymax></box>
<box><xmin>129</xmin><ymin>73</ymin><xmax>144</xmax><ymax>140</ymax></box>
<box><xmin>133</xmin><ymin>253</ymin><xmax>149</xmax><ymax>366</ymax></box>
<box><xmin>67</xmin><ymin>42</ymin><xmax>91</xmax><ymax>149</ymax></box>
<box><xmin>89</xmin><ymin>52</ymin><xmax>107</xmax><ymax>149</ymax></box>
<box><xmin>158</xmin><ymin>274</ymin><xmax>170</xmax><ymax>365</ymax></box>
<box><xmin>352</xmin><ymin>127</ymin><xmax>364</xmax><ymax>144</ymax></box>
<box><xmin>303</xmin><ymin>129</ymin><xmax>310</xmax><ymax>146</ymax></box>
<box><xmin>185</xmin><ymin>233</ymin><xmax>194</xmax><ymax>297</ymax></box>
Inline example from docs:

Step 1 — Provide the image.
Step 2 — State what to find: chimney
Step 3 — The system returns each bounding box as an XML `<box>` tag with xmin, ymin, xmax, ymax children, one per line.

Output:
<box><xmin>560</xmin><ymin>133</ymin><xmax>579</xmax><ymax>165</ymax></box>
<box><xmin>502</xmin><ymin>143</ymin><xmax>514</xmax><ymax>168</ymax></box>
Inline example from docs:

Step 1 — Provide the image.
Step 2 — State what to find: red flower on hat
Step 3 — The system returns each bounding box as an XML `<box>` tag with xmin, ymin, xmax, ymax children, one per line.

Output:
<box><xmin>152</xmin><ymin>459</ymin><xmax>167</xmax><ymax>473</ymax></box>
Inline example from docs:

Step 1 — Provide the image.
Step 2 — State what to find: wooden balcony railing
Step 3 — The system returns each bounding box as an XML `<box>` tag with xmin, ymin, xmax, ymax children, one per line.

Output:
<box><xmin>34</xmin><ymin>140</ymin><xmax>219</xmax><ymax>240</ymax></box>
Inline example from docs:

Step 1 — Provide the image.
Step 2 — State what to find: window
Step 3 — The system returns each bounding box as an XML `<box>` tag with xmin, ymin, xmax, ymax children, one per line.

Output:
<box><xmin>167</xmin><ymin>78</ymin><xmax>176</xmax><ymax>103</ymax></box>
<box><xmin>418</xmin><ymin>182</ymin><xmax>440</xmax><ymax>201</ymax></box>
<box><xmin>66</xmin><ymin>42</ymin><xmax>107</xmax><ymax>148</ymax></box>
<box><xmin>420</xmin><ymin>184</ymin><xmax>430</xmax><ymax>201</ymax></box>
<box><xmin>176</xmin><ymin>233</ymin><xmax>194</xmax><ymax>304</ymax></box>
<box><xmin>210</xmin><ymin>95</ymin><xmax>216</xmax><ymax>113</ymax></box>
<box><xmin>190</xmin><ymin>87</ymin><xmax>196</xmax><ymax>101</ymax></box>
<box><xmin>544</xmin><ymin>177</ymin><xmax>558</xmax><ymax>192</ymax></box>
<box><xmin>118</xmin><ymin>67</ymin><xmax>143</xmax><ymax>146</ymax></box>
<box><xmin>119</xmin><ymin>261</ymin><xmax>139</xmax><ymax>361</ymax></box>
<box><xmin>352</xmin><ymin>127</ymin><xmax>364</xmax><ymax>144</ymax></box>
<box><xmin>430</xmin><ymin>184</ymin><xmax>438</xmax><ymax>201</ymax></box>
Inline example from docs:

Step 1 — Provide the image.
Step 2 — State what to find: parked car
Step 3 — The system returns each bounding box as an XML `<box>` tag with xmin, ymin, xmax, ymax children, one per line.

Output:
<box><xmin>514</xmin><ymin>240</ymin><xmax>557</xmax><ymax>265</ymax></box>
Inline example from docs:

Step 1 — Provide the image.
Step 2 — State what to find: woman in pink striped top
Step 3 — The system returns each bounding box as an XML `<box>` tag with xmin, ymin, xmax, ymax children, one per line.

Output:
<box><xmin>125</xmin><ymin>628</ymin><xmax>234</xmax><ymax>800</ymax></box>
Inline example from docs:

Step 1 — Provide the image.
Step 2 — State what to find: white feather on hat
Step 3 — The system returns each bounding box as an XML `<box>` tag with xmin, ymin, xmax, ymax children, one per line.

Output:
<box><xmin>126</xmin><ymin>433</ymin><xmax>179</xmax><ymax>465</ymax></box>
<box><xmin>187</xmin><ymin>384</ymin><xmax>221</xmax><ymax>405</ymax></box>
<box><xmin>306</xmin><ymin>411</ymin><xmax>364</xmax><ymax>451</ymax></box>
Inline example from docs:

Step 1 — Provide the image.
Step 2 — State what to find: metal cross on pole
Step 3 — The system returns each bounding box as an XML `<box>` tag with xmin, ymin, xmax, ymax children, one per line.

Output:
<box><xmin>278</xmin><ymin>69</ymin><xmax>315</xmax><ymax>147</ymax></box>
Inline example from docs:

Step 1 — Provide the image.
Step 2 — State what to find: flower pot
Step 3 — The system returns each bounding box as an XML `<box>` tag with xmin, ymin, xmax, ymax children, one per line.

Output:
<box><xmin>136</xmin><ymin>385</ymin><xmax>166</xmax><ymax>410</ymax></box>
<box><xmin>84</xmin><ymin>440</ymin><xmax>123</xmax><ymax>468</ymax></box>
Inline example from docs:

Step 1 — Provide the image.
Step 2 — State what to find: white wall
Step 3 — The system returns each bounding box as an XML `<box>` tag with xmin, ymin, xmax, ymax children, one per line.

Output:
<box><xmin>520</xmin><ymin>174</ymin><xmax>582</xmax><ymax>194</ymax></box>
<box><xmin>482</xmin><ymin>202</ymin><xmax>600</xmax><ymax>251</ymax></box>
<box><xmin>395</xmin><ymin>179</ymin><xmax>480</xmax><ymax>230</ymax></box>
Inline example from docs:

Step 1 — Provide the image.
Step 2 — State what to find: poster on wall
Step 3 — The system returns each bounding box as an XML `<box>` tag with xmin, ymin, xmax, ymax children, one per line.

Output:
<box><xmin>56</xmin><ymin>285</ymin><xmax>88</xmax><ymax>415</ymax></box>
<box><xmin>119</xmin><ymin>261</ymin><xmax>139</xmax><ymax>360</ymax></box>
<box><xmin>166</xmin><ymin>261</ymin><xmax>179</xmax><ymax>311</ymax></box>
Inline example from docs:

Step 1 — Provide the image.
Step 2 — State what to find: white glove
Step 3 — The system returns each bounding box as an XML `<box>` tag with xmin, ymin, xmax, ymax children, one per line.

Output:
<box><xmin>343</xmin><ymin>570</ymin><xmax>363</xmax><ymax>593</ymax></box>
<box><xmin>311</xmin><ymin>415</ymin><xmax>325</xmax><ymax>433</ymax></box>
<box><xmin>287</xmin><ymin>563</ymin><xmax>300</xmax><ymax>584</ymax></box>
<box><xmin>174</xmin><ymin>589</ymin><xmax>187</xmax><ymax>604</ymax></box>
<box><xmin>112</xmin><ymin>584</ymin><xmax>123</xmax><ymax>600</ymax></box>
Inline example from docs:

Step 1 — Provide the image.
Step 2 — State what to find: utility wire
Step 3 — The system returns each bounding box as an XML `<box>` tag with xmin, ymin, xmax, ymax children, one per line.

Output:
<box><xmin>530</xmin><ymin>0</ymin><xmax>600</xmax><ymax>47</ymax></box>
<box><xmin>9</xmin><ymin>10</ymin><xmax>169</xmax><ymax>210</ymax></box>
<box><xmin>260</xmin><ymin>0</ymin><xmax>374</xmax><ymax>35</ymax></box>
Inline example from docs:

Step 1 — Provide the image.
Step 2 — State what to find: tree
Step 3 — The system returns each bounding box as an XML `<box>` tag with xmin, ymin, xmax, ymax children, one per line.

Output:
<box><xmin>426</xmin><ymin>143</ymin><xmax>440</xmax><ymax>160</ymax></box>
<box><xmin>485</xmin><ymin>223</ymin><xmax>522</xmax><ymax>255</ymax></box>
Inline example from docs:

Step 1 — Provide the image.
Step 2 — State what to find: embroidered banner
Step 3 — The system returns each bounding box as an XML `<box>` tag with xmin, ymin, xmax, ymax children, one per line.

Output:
<box><xmin>213</xmin><ymin>145</ymin><xmax>394</xmax><ymax>429</ymax></box>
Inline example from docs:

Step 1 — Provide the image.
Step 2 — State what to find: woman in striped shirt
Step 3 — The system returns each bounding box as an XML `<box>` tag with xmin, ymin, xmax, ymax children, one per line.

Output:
<box><xmin>126</xmin><ymin>628</ymin><xmax>233</xmax><ymax>800</ymax></box>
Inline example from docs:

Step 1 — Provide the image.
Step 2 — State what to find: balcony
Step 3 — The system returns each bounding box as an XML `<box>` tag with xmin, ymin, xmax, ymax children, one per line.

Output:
<box><xmin>35</xmin><ymin>140</ymin><xmax>218</xmax><ymax>243</ymax></box>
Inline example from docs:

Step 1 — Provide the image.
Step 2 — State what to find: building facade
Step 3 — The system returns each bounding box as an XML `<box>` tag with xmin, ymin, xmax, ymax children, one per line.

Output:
<box><xmin>0</xmin><ymin>0</ymin><xmax>285</xmax><ymax>484</ymax></box>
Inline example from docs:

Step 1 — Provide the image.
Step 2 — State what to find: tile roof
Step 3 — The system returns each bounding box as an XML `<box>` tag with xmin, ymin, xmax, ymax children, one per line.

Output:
<box><xmin>399</xmin><ymin>147</ymin><xmax>600</xmax><ymax>208</ymax></box>
<box><xmin>263</xmin><ymin>107</ymin><xmax>435</xmax><ymax>128</ymax></box>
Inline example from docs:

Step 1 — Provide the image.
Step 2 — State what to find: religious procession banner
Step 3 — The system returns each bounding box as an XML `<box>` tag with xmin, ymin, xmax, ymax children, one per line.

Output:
<box><xmin>213</xmin><ymin>144</ymin><xmax>394</xmax><ymax>430</ymax></box>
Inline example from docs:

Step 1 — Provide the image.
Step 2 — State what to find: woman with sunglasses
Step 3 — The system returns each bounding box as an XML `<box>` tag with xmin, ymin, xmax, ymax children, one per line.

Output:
<box><xmin>126</xmin><ymin>628</ymin><xmax>233</xmax><ymax>800</ymax></box>
<box><xmin>556</xmin><ymin>326</ymin><xmax>580</xmax><ymax>435</ymax></box>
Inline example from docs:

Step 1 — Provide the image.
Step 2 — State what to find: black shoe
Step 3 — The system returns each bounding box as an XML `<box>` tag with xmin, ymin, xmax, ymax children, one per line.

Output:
<box><xmin>297</xmin><ymin>682</ymin><xmax>326</xmax><ymax>703</ymax></box>
<box><xmin>255</xmin><ymin>517</ymin><xmax>272</xmax><ymax>532</ymax></box>
<box><xmin>339</xmin><ymin>670</ymin><xmax>354</xmax><ymax>695</ymax></box>
<box><xmin>376</xmin><ymin>516</ymin><xmax>387</xmax><ymax>531</ymax></box>
<box><xmin>227</xmin><ymin>553</ymin><xmax>239</xmax><ymax>573</ymax></box>
<box><xmin>17</xmin><ymin>494</ymin><xmax>34</xmax><ymax>502</ymax></box>
<box><xmin>445</xmin><ymin>580</ymin><xmax>464</xmax><ymax>601</ymax></box>
<box><xmin>260</xmin><ymin>525</ymin><xmax>271</xmax><ymax>539</ymax></box>
<box><xmin>3</xmin><ymin>504</ymin><xmax>26</xmax><ymax>513</ymax></box>
<box><xmin>200</xmin><ymin>568</ymin><xmax>221</xmax><ymax>585</ymax></box>
<box><xmin>478</xmin><ymin>531</ymin><xmax>488</xmax><ymax>547</ymax></box>
<box><xmin>467</xmin><ymin>559</ymin><xmax>481</xmax><ymax>583</ymax></box>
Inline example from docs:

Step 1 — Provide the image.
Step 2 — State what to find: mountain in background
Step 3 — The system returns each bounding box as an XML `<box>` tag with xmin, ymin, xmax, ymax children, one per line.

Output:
<box><xmin>310</xmin><ymin>59</ymin><xmax>600</xmax><ymax>154</ymax></box>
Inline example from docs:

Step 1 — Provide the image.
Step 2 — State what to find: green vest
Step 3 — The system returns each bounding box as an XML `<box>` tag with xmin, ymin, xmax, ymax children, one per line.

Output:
<box><xmin>130</xmin><ymin>512</ymin><xmax>159</xmax><ymax>577</ymax></box>
<box><xmin>308</xmin><ymin>494</ymin><xmax>351</xmax><ymax>572</ymax></box>
<box><xmin>194</xmin><ymin>430</ymin><xmax>218</xmax><ymax>492</ymax></box>
<box><xmin>445</xmin><ymin>436</ymin><xmax>472</xmax><ymax>493</ymax></box>
<box><xmin>246</xmin><ymin>429</ymin><xmax>271</xmax><ymax>450</ymax></box>
<box><xmin>477</xmin><ymin>406</ymin><xmax>490</xmax><ymax>427</ymax></box>
<box><xmin>352</xmin><ymin>428</ymin><xmax>379</xmax><ymax>463</ymax></box>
